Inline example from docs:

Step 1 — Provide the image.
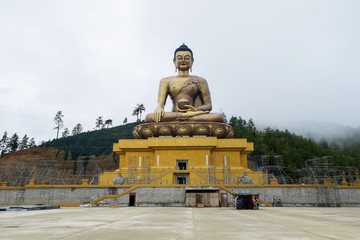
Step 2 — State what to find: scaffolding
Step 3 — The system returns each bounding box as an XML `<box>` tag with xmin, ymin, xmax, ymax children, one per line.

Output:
<box><xmin>141</xmin><ymin>156</ymin><xmax>151</xmax><ymax>184</ymax></box>
<box><xmin>3</xmin><ymin>154</ymin><xmax>356</xmax><ymax>189</ymax></box>
<box><xmin>0</xmin><ymin>161</ymin><xmax>29</xmax><ymax>186</ymax></box>
<box><xmin>257</xmin><ymin>155</ymin><xmax>293</xmax><ymax>184</ymax></box>
<box><xmin>222</xmin><ymin>156</ymin><xmax>231</xmax><ymax>185</ymax></box>
<box><xmin>208</xmin><ymin>155</ymin><xmax>231</xmax><ymax>185</ymax></box>
<box><xmin>128</xmin><ymin>156</ymin><xmax>138</xmax><ymax>184</ymax></box>
<box><xmin>296</xmin><ymin>156</ymin><xmax>343</xmax><ymax>207</ymax></box>
<box><xmin>297</xmin><ymin>156</ymin><xmax>359</xmax><ymax>187</ymax></box>
<box><xmin>0</xmin><ymin>158</ymin><xmax>66</xmax><ymax>186</ymax></box>
<box><xmin>297</xmin><ymin>156</ymin><xmax>339</xmax><ymax>185</ymax></box>
<box><xmin>0</xmin><ymin>156</ymin><xmax>103</xmax><ymax>186</ymax></box>
<box><xmin>207</xmin><ymin>155</ymin><xmax>216</xmax><ymax>184</ymax></box>
<box><xmin>71</xmin><ymin>156</ymin><xmax>103</xmax><ymax>185</ymax></box>
<box><xmin>343</xmin><ymin>167</ymin><xmax>359</xmax><ymax>186</ymax></box>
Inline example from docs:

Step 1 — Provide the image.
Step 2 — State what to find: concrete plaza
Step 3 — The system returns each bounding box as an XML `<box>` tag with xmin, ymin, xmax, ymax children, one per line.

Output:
<box><xmin>1</xmin><ymin>207</ymin><xmax>359</xmax><ymax>240</ymax></box>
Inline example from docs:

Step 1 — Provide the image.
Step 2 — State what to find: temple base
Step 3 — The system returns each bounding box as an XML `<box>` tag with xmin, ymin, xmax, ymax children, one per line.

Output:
<box><xmin>133</xmin><ymin>122</ymin><xmax>234</xmax><ymax>139</ymax></box>
<box><xmin>99</xmin><ymin>137</ymin><xmax>265</xmax><ymax>185</ymax></box>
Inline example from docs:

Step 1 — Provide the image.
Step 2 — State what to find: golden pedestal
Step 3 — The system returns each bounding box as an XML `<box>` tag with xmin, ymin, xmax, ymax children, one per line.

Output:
<box><xmin>133</xmin><ymin>122</ymin><xmax>234</xmax><ymax>139</ymax></box>
<box><xmin>99</xmin><ymin>137</ymin><xmax>263</xmax><ymax>185</ymax></box>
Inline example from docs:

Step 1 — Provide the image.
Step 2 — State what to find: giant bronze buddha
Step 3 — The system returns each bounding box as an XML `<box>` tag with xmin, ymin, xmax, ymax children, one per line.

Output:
<box><xmin>145</xmin><ymin>44</ymin><xmax>223</xmax><ymax>123</ymax></box>
<box><xmin>134</xmin><ymin>44</ymin><xmax>233</xmax><ymax>139</ymax></box>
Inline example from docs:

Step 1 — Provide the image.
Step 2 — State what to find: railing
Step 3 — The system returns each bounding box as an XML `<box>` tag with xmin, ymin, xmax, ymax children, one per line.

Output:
<box><xmin>112</xmin><ymin>167</ymin><xmax>266</xmax><ymax>186</ymax></box>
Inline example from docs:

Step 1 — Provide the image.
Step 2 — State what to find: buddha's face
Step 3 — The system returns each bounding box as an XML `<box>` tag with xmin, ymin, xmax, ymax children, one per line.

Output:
<box><xmin>174</xmin><ymin>51</ymin><xmax>194</xmax><ymax>71</ymax></box>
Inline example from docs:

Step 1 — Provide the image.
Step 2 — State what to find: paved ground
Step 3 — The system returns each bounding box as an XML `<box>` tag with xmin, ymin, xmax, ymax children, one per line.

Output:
<box><xmin>1</xmin><ymin>207</ymin><xmax>359</xmax><ymax>240</ymax></box>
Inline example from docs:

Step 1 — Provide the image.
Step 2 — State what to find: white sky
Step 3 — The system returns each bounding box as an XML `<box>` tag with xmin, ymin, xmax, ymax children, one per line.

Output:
<box><xmin>0</xmin><ymin>0</ymin><xmax>359</xmax><ymax>143</ymax></box>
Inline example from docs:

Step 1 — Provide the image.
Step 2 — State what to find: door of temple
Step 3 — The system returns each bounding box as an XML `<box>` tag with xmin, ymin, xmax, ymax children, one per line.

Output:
<box><xmin>129</xmin><ymin>193</ymin><xmax>136</xmax><ymax>206</ymax></box>
<box><xmin>221</xmin><ymin>193</ymin><xmax>228</xmax><ymax>207</ymax></box>
<box><xmin>196</xmin><ymin>194</ymin><xmax>202</xmax><ymax>205</ymax></box>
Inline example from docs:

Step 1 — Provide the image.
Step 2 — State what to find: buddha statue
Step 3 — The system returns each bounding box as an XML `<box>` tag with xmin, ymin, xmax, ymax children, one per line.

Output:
<box><xmin>135</xmin><ymin>44</ymin><xmax>233</xmax><ymax>139</ymax></box>
<box><xmin>145</xmin><ymin>44</ymin><xmax>224</xmax><ymax>123</ymax></box>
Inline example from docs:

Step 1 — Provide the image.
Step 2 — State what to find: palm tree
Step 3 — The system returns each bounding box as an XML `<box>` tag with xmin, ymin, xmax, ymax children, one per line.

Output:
<box><xmin>133</xmin><ymin>104</ymin><xmax>145</xmax><ymax>122</ymax></box>
<box><xmin>138</xmin><ymin>104</ymin><xmax>145</xmax><ymax>121</ymax></box>
<box><xmin>132</xmin><ymin>107</ymin><xmax>140</xmax><ymax>122</ymax></box>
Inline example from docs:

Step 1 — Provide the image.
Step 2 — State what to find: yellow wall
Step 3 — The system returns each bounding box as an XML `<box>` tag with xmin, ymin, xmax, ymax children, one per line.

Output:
<box><xmin>99</xmin><ymin>137</ymin><xmax>263</xmax><ymax>185</ymax></box>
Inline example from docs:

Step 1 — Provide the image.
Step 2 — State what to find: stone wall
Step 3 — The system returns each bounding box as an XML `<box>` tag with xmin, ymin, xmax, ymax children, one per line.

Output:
<box><xmin>108</xmin><ymin>187</ymin><xmax>186</xmax><ymax>207</ymax></box>
<box><xmin>225</xmin><ymin>186</ymin><xmax>360</xmax><ymax>207</ymax></box>
<box><xmin>1</xmin><ymin>186</ymin><xmax>360</xmax><ymax>207</ymax></box>
<box><xmin>185</xmin><ymin>192</ymin><xmax>219</xmax><ymax>207</ymax></box>
<box><xmin>0</xmin><ymin>187</ymin><xmax>116</xmax><ymax>205</ymax></box>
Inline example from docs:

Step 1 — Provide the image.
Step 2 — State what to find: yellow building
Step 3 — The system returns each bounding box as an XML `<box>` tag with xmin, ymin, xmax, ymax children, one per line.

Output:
<box><xmin>99</xmin><ymin>137</ymin><xmax>264</xmax><ymax>185</ymax></box>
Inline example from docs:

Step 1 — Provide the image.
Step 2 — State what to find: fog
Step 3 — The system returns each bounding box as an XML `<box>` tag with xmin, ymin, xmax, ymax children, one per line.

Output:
<box><xmin>0</xmin><ymin>0</ymin><xmax>359</xmax><ymax>142</ymax></box>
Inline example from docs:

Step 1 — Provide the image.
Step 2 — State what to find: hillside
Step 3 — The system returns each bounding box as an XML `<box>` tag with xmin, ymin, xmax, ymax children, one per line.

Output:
<box><xmin>41</xmin><ymin>122</ymin><xmax>140</xmax><ymax>159</ymax></box>
<box><xmin>1</xmin><ymin>119</ymin><xmax>359</xmax><ymax>183</ymax></box>
<box><xmin>0</xmin><ymin>123</ymin><xmax>142</xmax><ymax>183</ymax></box>
<box><xmin>33</xmin><ymin>118</ymin><xmax>360</xmax><ymax>171</ymax></box>
<box><xmin>229</xmin><ymin>117</ymin><xmax>360</xmax><ymax>172</ymax></box>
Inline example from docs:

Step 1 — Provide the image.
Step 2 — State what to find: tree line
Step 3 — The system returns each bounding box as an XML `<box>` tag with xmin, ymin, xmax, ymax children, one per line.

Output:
<box><xmin>3</xmin><ymin>110</ymin><xmax>358</xmax><ymax>175</ymax></box>
<box><xmin>228</xmin><ymin>116</ymin><xmax>359</xmax><ymax>172</ymax></box>
<box><xmin>54</xmin><ymin>104</ymin><xmax>146</xmax><ymax>139</ymax></box>
<box><xmin>53</xmin><ymin>111</ymin><xmax>114</xmax><ymax>139</ymax></box>
<box><xmin>53</xmin><ymin>111</ymin><xmax>85</xmax><ymax>139</ymax></box>
<box><xmin>0</xmin><ymin>131</ymin><xmax>36</xmax><ymax>157</ymax></box>
<box><xmin>0</xmin><ymin>103</ymin><xmax>147</xmax><ymax>156</ymax></box>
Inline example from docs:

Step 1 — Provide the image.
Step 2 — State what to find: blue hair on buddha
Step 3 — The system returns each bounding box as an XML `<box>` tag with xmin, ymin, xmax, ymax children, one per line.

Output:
<box><xmin>174</xmin><ymin>44</ymin><xmax>193</xmax><ymax>58</ymax></box>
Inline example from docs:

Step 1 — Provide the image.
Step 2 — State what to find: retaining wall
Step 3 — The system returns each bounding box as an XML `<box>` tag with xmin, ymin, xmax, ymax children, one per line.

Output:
<box><xmin>225</xmin><ymin>186</ymin><xmax>360</xmax><ymax>207</ymax></box>
<box><xmin>1</xmin><ymin>185</ymin><xmax>359</xmax><ymax>207</ymax></box>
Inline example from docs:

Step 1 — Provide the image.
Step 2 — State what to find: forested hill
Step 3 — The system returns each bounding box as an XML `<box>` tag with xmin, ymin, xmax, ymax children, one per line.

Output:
<box><xmin>40</xmin><ymin>118</ymin><xmax>359</xmax><ymax>170</ymax></box>
<box><xmin>41</xmin><ymin>122</ymin><xmax>141</xmax><ymax>159</ymax></box>
<box><xmin>229</xmin><ymin>117</ymin><xmax>359</xmax><ymax>171</ymax></box>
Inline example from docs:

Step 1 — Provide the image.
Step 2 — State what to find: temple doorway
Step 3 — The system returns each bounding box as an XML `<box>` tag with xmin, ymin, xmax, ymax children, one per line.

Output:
<box><xmin>175</xmin><ymin>173</ymin><xmax>189</xmax><ymax>184</ymax></box>
<box><xmin>129</xmin><ymin>193</ymin><xmax>136</xmax><ymax>206</ymax></box>
<box><xmin>196</xmin><ymin>194</ymin><xmax>202</xmax><ymax>205</ymax></box>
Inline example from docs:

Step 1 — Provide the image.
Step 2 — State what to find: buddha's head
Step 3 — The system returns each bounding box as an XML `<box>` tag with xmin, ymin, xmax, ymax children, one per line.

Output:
<box><xmin>174</xmin><ymin>44</ymin><xmax>194</xmax><ymax>72</ymax></box>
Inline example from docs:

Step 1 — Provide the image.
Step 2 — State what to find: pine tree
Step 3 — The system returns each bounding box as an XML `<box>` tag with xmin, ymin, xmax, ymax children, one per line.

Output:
<box><xmin>123</xmin><ymin>117</ymin><xmax>128</xmax><ymax>125</ymax></box>
<box><xmin>104</xmin><ymin>119</ymin><xmax>113</xmax><ymax>128</ymax></box>
<box><xmin>53</xmin><ymin>111</ymin><xmax>64</xmax><ymax>139</ymax></box>
<box><xmin>9</xmin><ymin>133</ymin><xmax>19</xmax><ymax>152</ymax></box>
<box><xmin>95</xmin><ymin>117</ymin><xmax>104</xmax><ymax>130</ymax></box>
<box><xmin>246</xmin><ymin>118</ymin><xmax>256</xmax><ymax>132</ymax></box>
<box><xmin>19</xmin><ymin>134</ymin><xmax>29</xmax><ymax>150</ymax></box>
<box><xmin>0</xmin><ymin>131</ymin><xmax>9</xmax><ymax>156</ymax></box>
<box><xmin>62</xmin><ymin>128</ymin><xmax>70</xmax><ymax>138</ymax></box>
<box><xmin>72</xmin><ymin>123</ymin><xmax>83</xmax><ymax>135</ymax></box>
<box><xmin>28</xmin><ymin>138</ymin><xmax>36</xmax><ymax>148</ymax></box>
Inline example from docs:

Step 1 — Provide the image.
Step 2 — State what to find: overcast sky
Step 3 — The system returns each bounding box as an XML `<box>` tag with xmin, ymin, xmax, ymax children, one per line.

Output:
<box><xmin>0</xmin><ymin>0</ymin><xmax>359</xmax><ymax>143</ymax></box>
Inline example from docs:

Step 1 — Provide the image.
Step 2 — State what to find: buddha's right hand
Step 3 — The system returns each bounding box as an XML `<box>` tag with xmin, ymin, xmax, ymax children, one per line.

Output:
<box><xmin>176</xmin><ymin>105</ymin><xmax>198</xmax><ymax>112</ymax></box>
<box><xmin>181</xmin><ymin>110</ymin><xmax>209</xmax><ymax>118</ymax></box>
<box><xmin>154</xmin><ymin>107</ymin><xmax>165</xmax><ymax>122</ymax></box>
